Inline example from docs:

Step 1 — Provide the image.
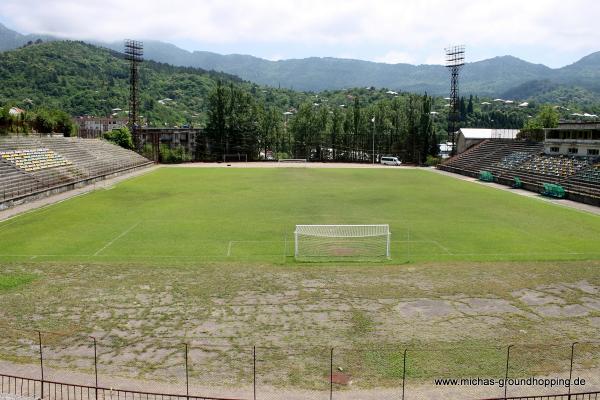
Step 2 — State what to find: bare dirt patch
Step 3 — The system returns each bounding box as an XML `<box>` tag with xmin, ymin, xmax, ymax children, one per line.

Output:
<box><xmin>1</xmin><ymin>260</ymin><xmax>599</xmax><ymax>392</ymax></box>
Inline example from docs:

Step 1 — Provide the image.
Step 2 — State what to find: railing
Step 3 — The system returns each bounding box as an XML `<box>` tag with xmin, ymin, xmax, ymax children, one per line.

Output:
<box><xmin>0</xmin><ymin>374</ymin><xmax>244</xmax><ymax>400</ymax></box>
<box><xmin>3</xmin><ymin>373</ymin><xmax>600</xmax><ymax>400</ymax></box>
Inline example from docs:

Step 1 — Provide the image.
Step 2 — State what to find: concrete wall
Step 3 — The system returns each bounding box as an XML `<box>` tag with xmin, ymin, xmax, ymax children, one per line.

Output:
<box><xmin>544</xmin><ymin>140</ymin><xmax>600</xmax><ymax>157</ymax></box>
<box><xmin>456</xmin><ymin>135</ymin><xmax>484</xmax><ymax>154</ymax></box>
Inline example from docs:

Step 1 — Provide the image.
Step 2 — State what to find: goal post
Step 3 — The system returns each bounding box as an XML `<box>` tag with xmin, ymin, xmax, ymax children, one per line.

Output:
<box><xmin>223</xmin><ymin>153</ymin><xmax>248</xmax><ymax>162</ymax></box>
<box><xmin>294</xmin><ymin>224</ymin><xmax>391</xmax><ymax>261</ymax></box>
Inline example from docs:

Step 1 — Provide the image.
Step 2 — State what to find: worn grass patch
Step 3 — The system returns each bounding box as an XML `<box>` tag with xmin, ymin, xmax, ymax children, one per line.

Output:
<box><xmin>0</xmin><ymin>273</ymin><xmax>36</xmax><ymax>292</ymax></box>
<box><xmin>0</xmin><ymin>260</ymin><xmax>598</xmax><ymax>388</ymax></box>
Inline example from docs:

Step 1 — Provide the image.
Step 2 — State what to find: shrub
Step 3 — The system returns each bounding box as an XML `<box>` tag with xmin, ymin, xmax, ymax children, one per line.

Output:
<box><xmin>103</xmin><ymin>127</ymin><xmax>133</xmax><ymax>149</ymax></box>
<box><xmin>159</xmin><ymin>145</ymin><xmax>192</xmax><ymax>163</ymax></box>
<box><xmin>425</xmin><ymin>155</ymin><xmax>442</xmax><ymax>167</ymax></box>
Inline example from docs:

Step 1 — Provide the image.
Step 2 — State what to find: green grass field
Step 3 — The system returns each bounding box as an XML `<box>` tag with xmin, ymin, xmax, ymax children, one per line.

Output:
<box><xmin>0</xmin><ymin>167</ymin><xmax>599</xmax><ymax>262</ymax></box>
<box><xmin>1</xmin><ymin>167</ymin><xmax>599</xmax><ymax>395</ymax></box>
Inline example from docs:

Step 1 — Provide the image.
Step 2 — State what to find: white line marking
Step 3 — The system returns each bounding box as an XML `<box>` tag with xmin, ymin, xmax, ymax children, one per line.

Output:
<box><xmin>429</xmin><ymin>168</ymin><xmax>600</xmax><ymax>217</ymax></box>
<box><xmin>429</xmin><ymin>240</ymin><xmax>453</xmax><ymax>255</ymax></box>
<box><xmin>0</xmin><ymin>251</ymin><xmax>599</xmax><ymax>260</ymax></box>
<box><xmin>0</xmin><ymin>219</ymin><xmax>19</xmax><ymax>232</ymax></box>
<box><xmin>93</xmin><ymin>221</ymin><xmax>141</xmax><ymax>256</ymax></box>
<box><xmin>224</xmin><ymin>240</ymin><xmax>283</xmax><ymax>257</ymax></box>
<box><xmin>392</xmin><ymin>240</ymin><xmax>453</xmax><ymax>254</ymax></box>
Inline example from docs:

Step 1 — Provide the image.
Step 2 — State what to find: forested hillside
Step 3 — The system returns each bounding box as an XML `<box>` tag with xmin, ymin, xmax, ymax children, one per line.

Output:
<box><xmin>0</xmin><ymin>40</ymin><xmax>593</xmax><ymax>163</ymax></box>
<box><xmin>2</xmin><ymin>23</ymin><xmax>600</xmax><ymax>102</ymax></box>
<box><xmin>0</xmin><ymin>41</ymin><xmax>309</xmax><ymax>127</ymax></box>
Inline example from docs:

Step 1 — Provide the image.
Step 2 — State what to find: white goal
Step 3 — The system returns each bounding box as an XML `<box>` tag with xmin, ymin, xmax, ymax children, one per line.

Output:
<box><xmin>223</xmin><ymin>153</ymin><xmax>248</xmax><ymax>162</ymax></box>
<box><xmin>294</xmin><ymin>224</ymin><xmax>391</xmax><ymax>260</ymax></box>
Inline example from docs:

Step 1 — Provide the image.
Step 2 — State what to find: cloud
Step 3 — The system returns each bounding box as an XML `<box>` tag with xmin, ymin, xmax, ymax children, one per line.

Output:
<box><xmin>0</xmin><ymin>0</ymin><xmax>598</xmax><ymax>66</ymax></box>
<box><xmin>374</xmin><ymin>51</ymin><xmax>415</xmax><ymax>65</ymax></box>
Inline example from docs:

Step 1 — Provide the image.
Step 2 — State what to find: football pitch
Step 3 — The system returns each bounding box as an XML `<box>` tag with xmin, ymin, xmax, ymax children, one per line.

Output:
<box><xmin>1</xmin><ymin>166</ymin><xmax>600</xmax><ymax>397</ymax></box>
<box><xmin>0</xmin><ymin>167</ymin><xmax>599</xmax><ymax>262</ymax></box>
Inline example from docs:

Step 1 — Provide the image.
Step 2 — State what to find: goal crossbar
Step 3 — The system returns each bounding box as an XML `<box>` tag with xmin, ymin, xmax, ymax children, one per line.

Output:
<box><xmin>294</xmin><ymin>224</ymin><xmax>391</xmax><ymax>259</ymax></box>
<box><xmin>295</xmin><ymin>224</ymin><xmax>390</xmax><ymax>237</ymax></box>
<box><xmin>223</xmin><ymin>153</ymin><xmax>248</xmax><ymax>162</ymax></box>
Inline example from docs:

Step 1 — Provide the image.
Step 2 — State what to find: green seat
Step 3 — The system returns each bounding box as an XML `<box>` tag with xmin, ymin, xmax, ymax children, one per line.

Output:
<box><xmin>479</xmin><ymin>171</ymin><xmax>494</xmax><ymax>182</ymax></box>
<box><xmin>512</xmin><ymin>177</ymin><xmax>522</xmax><ymax>189</ymax></box>
<box><xmin>541</xmin><ymin>183</ymin><xmax>565</xmax><ymax>199</ymax></box>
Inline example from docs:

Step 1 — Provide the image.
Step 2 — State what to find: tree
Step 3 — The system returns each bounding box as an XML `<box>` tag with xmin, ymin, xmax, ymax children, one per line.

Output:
<box><xmin>459</xmin><ymin>96</ymin><xmax>467</xmax><ymax>121</ymax></box>
<box><xmin>290</xmin><ymin>103</ymin><xmax>317</xmax><ymax>158</ymax></box>
<box><xmin>226</xmin><ymin>83</ymin><xmax>259</xmax><ymax>158</ymax></box>
<box><xmin>257</xmin><ymin>105</ymin><xmax>281</xmax><ymax>159</ymax></box>
<box><xmin>0</xmin><ymin>107</ymin><xmax>14</xmax><ymax>133</ymax></box>
<box><xmin>467</xmin><ymin>95</ymin><xmax>474</xmax><ymax>115</ymax></box>
<box><xmin>52</xmin><ymin>110</ymin><xmax>76</xmax><ymax>136</ymax></box>
<box><xmin>536</xmin><ymin>105</ymin><xmax>559</xmax><ymax>128</ymax></box>
<box><xmin>330</xmin><ymin>107</ymin><xmax>344</xmax><ymax>159</ymax></box>
<box><xmin>403</xmin><ymin>94</ymin><xmax>420</xmax><ymax>163</ymax></box>
<box><xmin>103</xmin><ymin>127</ymin><xmax>134</xmax><ymax>149</ymax></box>
<box><xmin>419</xmin><ymin>95</ymin><xmax>433</xmax><ymax>163</ymax></box>
<box><xmin>352</xmin><ymin>97</ymin><xmax>362</xmax><ymax>161</ymax></box>
<box><xmin>519</xmin><ymin>105</ymin><xmax>559</xmax><ymax>141</ymax></box>
<box><xmin>205</xmin><ymin>80</ymin><xmax>228</xmax><ymax>158</ymax></box>
<box><xmin>32</xmin><ymin>110</ymin><xmax>54</xmax><ymax>133</ymax></box>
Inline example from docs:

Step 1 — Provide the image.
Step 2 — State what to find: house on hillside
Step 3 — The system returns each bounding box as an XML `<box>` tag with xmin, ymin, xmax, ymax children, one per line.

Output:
<box><xmin>73</xmin><ymin>116</ymin><xmax>128</xmax><ymax>138</ymax></box>
<box><xmin>8</xmin><ymin>107</ymin><xmax>25</xmax><ymax>116</ymax></box>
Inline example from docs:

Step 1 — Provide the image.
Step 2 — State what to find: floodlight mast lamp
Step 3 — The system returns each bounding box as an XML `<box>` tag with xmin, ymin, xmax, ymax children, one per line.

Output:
<box><xmin>124</xmin><ymin>39</ymin><xmax>143</xmax><ymax>152</ymax></box>
<box><xmin>445</xmin><ymin>45</ymin><xmax>465</xmax><ymax>157</ymax></box>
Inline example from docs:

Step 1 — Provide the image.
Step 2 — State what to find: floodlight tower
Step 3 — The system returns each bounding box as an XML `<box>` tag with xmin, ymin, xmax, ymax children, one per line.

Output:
<box><xmin>124</xmin><ymin>39</ymin><xmax>143</xmax><ymax>152</ymax></box>
<box><xmin>445</xmin><ymin>45</ymin><xmax>465</xmax><ymax>156</ymax></box>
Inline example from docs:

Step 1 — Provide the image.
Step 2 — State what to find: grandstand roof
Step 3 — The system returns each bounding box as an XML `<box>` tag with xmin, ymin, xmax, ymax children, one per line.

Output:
<box><xmin>458</xmin><ymin>128</ymin><xmax>520</xmax><ymax>139</ymax></box>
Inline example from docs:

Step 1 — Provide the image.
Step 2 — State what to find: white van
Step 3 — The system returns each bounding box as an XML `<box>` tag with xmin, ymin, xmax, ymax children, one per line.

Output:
<box><xmin>380</xmin><ymin>156</ymin><xmax>402</xmax><ymax>166</ymax></box>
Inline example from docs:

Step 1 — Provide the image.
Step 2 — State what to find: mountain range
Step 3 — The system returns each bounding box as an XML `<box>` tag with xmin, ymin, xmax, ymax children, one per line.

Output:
<box><xmin>2</xmin><ymin>23</ymin><xmax>600</xmax><ymax>102</ymax></box>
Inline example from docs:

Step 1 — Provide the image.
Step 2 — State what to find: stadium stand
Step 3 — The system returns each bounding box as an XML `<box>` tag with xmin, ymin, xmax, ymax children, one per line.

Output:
<box><xmin>516</xmin><ymin>155</ymin><xmax>590</xmax><ymax>179</ymax></box>
<box><xmin>563</xmin><ymin>163</ymin><xmax>600</xmax><ymax>199</ymax></box>
<box><xmin>0</xmin><ymin>136</ymin><xmax>151</xmax><ymax>205</ymax></box>
<box><xmin>438</xmin><ymin>139</ymin><xmax>600</xmax><ymax>205</ymax></box>
<box><xmin>440</xmin><ymin>139</ymin><xmax>544</xmax><ymax>178</ymax></box>
<box><xmin>573</xmin><ymin>163</ymin><xmax>600</xmax><ymax>184</ymax></box>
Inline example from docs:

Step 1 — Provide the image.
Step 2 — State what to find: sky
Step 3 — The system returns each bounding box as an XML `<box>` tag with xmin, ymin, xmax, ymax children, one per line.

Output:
<box><xmin>0</xmin><ymin>0</ymin><xmax>598</xmax><ymax>68</ymax></box>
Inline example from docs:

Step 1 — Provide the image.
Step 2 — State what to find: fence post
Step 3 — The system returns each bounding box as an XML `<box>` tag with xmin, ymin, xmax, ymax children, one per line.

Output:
<box><xmin>37</xmin><ymin>331</ymin><xmax>44</xmax><ymax>400</ymax></box>
<box><xmin>184</xmin><ymin>343</ymin><xmax>189</xmax><ymax>400</ymax></box>
<box><xmin>402</xmin><ymin>348</ymin><xmax>407</xmax><ymax>400</ymax></box>
<box><xmin>92</xmin><ymin>336</ymin><xmax>98</xmax><ymax>400</ymax></box>
<box><xmin>568</xmin><ymin>342</ymin><xmax>578</xmax><ymax>399</ymax></box>
<box><xmin>330</xmin><ymin>347</ymin><xmax>334</xmax><ymax>400</ymax></box>
<box><xmin>504</xmin><ymin>345</ymin><xmax>513</xmax><ymax>400</ymax></box>
<box><xmin>253</xmin><ymin>346</ymin><xmax>256</xmax><ymax>400</ymax></box>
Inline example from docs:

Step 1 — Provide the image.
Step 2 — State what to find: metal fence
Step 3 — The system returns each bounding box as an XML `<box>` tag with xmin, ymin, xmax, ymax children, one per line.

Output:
<box><xmin>0</xmin><ymin>374</ymin><xmax>242</xmax><ymax>400</ymax></box>
<box><xmin>0</xmin><ymin>329</ymin><xmax>599</xmax><ymax>400</ymax></box>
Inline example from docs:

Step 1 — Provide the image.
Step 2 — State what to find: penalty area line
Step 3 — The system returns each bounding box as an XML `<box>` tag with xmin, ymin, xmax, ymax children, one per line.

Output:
<box><xmin>93</xmin><ymin>221</ymin><xmax>141</xmax><ymax>256</ymax></box>
<box><xmin>393</xmin><ymin>239</ymin><xmax>453</xmax><ymax>255</ymax></box>
<box><xmin>226</xmin><ymin>240</ymin><xmax>285</xmax><ymax>257</ymax></box>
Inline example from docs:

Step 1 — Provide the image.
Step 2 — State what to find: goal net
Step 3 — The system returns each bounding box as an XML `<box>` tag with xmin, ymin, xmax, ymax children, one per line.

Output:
<box><xmin>294</xmin><ymin>224</ymin><xmax>391</xmax><ymax>260</ymax></box>
<box><xmin>278</xmin><ymin>158</ymin><xmax>307</xmax><ymax>163</ymax></box>
<box><xmin>223</xmin><ymin>153</ymin><xmax>248</xmax><ymax>162</ymax></box>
